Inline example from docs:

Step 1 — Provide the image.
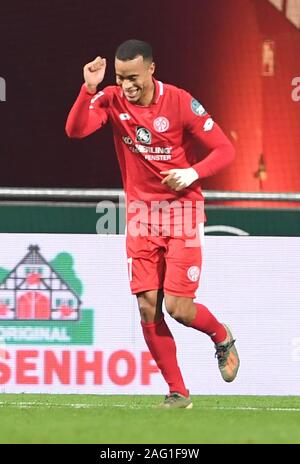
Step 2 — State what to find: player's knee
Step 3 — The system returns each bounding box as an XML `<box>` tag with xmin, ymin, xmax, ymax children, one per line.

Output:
<box><xmin>137</xmin><ymin>292</ymin><xmax>160</xmax><ymax>323</ymax></box>
<box><xmin>164</xmin><ymin>295</ymin><xmax>193</xmax><ymax>325</ymax></box>
<box><xmin>164</xmin><ymin>299</ymin><xmax>183</xmax><ymax>323</ymax></box>
<box><xmin>138</xmin><ymin>303</ymin><xmax>156</xmax><ymax>322</ymax></box>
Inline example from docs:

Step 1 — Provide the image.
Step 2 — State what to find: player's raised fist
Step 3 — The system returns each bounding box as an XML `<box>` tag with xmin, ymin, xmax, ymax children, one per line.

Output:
<box><xmin>83</xmin><ymin>56</ymin><xmax>107</xmax><ymax>93</ymax></box>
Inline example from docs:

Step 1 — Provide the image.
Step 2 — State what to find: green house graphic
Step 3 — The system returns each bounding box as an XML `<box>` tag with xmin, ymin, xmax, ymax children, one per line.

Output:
<box><xmin>0</xmin><ymin>245</ymin><xmax>81</xmax><ymax>321</ymax></box>
<box><xmin>0</xmin><ymin>245</ymin><xmax>93</xmax><ymax>345</ymax></box>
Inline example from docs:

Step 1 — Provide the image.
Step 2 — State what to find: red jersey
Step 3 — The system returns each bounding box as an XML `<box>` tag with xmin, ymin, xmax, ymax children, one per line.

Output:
<box><xmin>66</xmin><ymin>79</ymin><xmax>234</xmax><ymax>225</ymax></box>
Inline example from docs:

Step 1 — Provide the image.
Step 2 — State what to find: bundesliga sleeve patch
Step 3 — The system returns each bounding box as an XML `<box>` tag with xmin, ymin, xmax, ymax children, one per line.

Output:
<box><xmin>191</xmin><ymin>98</ymin><xmax>207</xmax><ymax>116</ymax></box>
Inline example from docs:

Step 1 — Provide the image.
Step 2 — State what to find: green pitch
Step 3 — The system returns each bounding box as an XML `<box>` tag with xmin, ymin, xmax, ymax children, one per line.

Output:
<box><xmin>0</xmin><ymin>394</ymin><xmax>300</xmax><ymax>444</ymax></box>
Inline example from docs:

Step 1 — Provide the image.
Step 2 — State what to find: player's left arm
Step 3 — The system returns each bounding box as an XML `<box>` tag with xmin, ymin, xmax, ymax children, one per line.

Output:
<box><xmin>161</xmin><ymin>91</ymin><xmax>235</xmax><ymax>191</ymax></box>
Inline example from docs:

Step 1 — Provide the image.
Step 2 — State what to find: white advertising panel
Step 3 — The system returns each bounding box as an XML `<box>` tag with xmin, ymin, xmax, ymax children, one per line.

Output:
<box><xmin>0</xmin><ymin>234</ymin><xmax>299</xmax><ymax>395</ymax></box>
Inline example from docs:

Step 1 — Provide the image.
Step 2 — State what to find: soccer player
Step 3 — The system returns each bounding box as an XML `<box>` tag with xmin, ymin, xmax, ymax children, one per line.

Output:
<box><xmin>66</xmin><ymin>39</ymin><xmax>240</xmax><ymax>409</ymax></box>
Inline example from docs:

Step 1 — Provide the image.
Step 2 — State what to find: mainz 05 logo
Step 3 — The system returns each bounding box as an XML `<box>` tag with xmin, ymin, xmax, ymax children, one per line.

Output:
<box><xmin>136</xmin><ymin>126</ymin><xmax>152</xmax><ymax>144</ymax></box>
<box><xmin>0</xmin><ymin>245</ymin><xmax>93</xmax><ymax>345</ymax></box>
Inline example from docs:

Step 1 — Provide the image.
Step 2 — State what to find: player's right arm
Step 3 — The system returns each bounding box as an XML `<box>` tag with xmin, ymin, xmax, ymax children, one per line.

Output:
<box><xmin>65</xmin><ymin>57</ymin><xmax>109</xmax><ymax>138</ymax></box>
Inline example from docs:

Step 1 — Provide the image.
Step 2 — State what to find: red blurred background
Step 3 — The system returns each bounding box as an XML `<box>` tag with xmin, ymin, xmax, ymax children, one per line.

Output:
<box><xmin>0</xmin><ymin>0</ymin><xmax>299</xmax><ymax>194</ymax></box>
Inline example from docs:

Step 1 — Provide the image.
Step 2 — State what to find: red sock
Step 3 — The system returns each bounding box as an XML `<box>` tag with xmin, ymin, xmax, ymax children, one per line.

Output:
<box><xmin>189</xmin><ymin>303</ymin><xmax>227</xmax><ymax>343</ymax></box>
<box><xmin>141</xmin><ymin>316</ymin><xmax>189</xmax><ymax>397</ymax></box>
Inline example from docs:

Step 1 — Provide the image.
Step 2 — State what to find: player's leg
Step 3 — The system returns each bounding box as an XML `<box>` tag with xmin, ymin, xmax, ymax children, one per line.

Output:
<box><xmin>137</xmin><ymin>288</ymin><xmax>164</xmax><ymax>323</ymax></box>
<box><xmin>164</xmin><ymin>235</ymin><xmax>239</xmax><ymax>382</ymax></box>
<box><xmin>126</xmin><ymin>231</ymin><xmax>192</xmax><ymax>407</ymax></box>
<box><xmin>164</xmin><ymin>294</ymin><xmax>227</xmax><ymax>342</ymax></box>
<box><xmin>137</xmin><ymin>289</ymin><xmax>191</xmax><ymax>406</ymax></box>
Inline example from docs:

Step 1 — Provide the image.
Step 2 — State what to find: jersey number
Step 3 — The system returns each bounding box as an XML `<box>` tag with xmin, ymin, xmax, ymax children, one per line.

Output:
<box><xmin>127</xmin><ymin>257</ymin><xmax>133</xmax><ymax>282</ymax></box>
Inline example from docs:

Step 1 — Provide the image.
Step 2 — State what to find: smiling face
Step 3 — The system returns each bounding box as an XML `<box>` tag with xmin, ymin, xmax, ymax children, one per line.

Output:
<box><xmin>115</xmin><ymin>55</ymin><xmax>155</xmax><ymax>106</ymax></box>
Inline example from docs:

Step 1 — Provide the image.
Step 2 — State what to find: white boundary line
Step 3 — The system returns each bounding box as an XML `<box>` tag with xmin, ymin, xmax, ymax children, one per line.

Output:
<box><xmin>0</xmin><ymin>402</ymin><xmax>300</xmax><ymax>412</ymax></box>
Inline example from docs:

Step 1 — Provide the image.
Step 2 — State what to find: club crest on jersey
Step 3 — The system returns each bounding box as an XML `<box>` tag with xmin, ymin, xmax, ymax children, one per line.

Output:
<box><xmin>191</xmin><ymin>98</ymin><xmax>207</xmax><ymax>116</ymax></box>
<box><xmin>136</xmin><ymin>126</ymin><xmax>152</xmax><ymax>145</ymax></box>
<box><xmin>187</xmin><ymin>266</ymin><xmax>200</xmax><ymax>282</ymax></box>
<box><xmin>153</xmin><ymin>116</ymin><xmax>169</xmax><ymax>133</ymax></box>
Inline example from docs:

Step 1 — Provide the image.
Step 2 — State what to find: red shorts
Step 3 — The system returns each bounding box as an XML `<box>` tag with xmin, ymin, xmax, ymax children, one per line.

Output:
<box><xmin>126</xmin><ymin>224</ymin><xmax>203</xmax><ymax>298</ymax></box>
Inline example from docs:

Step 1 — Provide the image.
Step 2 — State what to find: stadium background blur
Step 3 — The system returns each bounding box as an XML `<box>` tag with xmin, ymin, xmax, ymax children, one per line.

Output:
<box><xmin>0</xmin><ymin>0</ymin><xmax>300</xmax><ymax>444</ymax></box>
<box><xmin>0</xmin><ymin>0</ymin><xmax>300</xmax><ymax>196</ymax></box>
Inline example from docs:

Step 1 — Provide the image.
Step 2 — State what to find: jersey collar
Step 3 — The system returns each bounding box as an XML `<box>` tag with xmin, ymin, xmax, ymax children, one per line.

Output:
<box><xmin>152</xmin><ymin>79</ymin><xmax>164</xmax><ymax>104</ymax></box>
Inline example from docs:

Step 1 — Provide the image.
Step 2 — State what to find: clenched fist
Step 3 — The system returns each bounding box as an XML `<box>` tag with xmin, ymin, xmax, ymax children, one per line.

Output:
<box><xmin>83</xmin><ymin>56</ymin><xmax>107</xmax><ymax>94</ymax></box>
